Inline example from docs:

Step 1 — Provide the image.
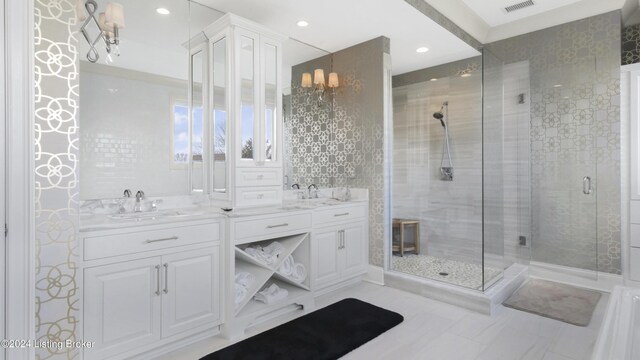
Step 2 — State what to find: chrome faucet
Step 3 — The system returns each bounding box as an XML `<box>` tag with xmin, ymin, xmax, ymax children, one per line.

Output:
<box><xmin>291</xmin><ymin>183</ymin><xmax>300</xmax><ymax>189</ymax></box>
<box><xmin>308</xmin><ymin>184</ymin><xmax>318</xmax><ymax>199</ymax></box>
<box><xmin>134</xmin><ymin>190</ymin><xmax>145</xmax><ymax>212</ymax></box>
<box><xmin>123</xmin><ymin>189</ymin><xmax>132</xmax><ymax>198</ymax></box>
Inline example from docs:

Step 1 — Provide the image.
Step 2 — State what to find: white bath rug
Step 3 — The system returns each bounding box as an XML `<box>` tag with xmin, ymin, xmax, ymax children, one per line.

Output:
<box><xmin>503</xmin><ymin>279</ymin><xmax>602</xmax><ymax>327</ymax></box>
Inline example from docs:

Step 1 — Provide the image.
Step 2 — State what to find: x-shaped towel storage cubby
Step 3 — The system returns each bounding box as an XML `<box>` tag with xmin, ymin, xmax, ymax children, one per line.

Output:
<box><xmin>234</xmin><ymin>232</ymin><xmax>311</xmax><ymax>317</ymax></box>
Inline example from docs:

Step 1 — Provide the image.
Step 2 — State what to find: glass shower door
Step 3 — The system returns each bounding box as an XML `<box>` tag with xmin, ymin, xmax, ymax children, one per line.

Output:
<box><xmin>530</xmin><ymin>58</ymin><xmax>598</xmax><ymax>277</ymax></box>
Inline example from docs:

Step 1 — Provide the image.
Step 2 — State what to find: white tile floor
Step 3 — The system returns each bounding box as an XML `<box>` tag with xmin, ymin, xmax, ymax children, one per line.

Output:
<box><xmin>156</xmin><ymin>282</ymin><xmax>608</xmax><ymax>360</ymax></box>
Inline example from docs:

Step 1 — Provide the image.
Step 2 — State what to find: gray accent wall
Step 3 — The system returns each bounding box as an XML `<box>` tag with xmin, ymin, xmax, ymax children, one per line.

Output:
<box><xmin>285</xmin><ymin>37</ymin><xmax>389</xmax><ymax>266</ymax></box>
<box><xmin>488</xmin><ymin>11</ymin><xmax>622</xmax><ymax>274</ymax></box>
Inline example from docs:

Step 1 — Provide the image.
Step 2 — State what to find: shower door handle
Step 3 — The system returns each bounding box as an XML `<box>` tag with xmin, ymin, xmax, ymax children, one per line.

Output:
<box><xmin>583</xmin><ymin>176</ymin><xmax>593</xmax><ymax>195</ymax></box>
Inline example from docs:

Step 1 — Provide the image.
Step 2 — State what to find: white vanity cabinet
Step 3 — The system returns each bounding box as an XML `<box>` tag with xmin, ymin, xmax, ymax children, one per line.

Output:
<box><xmin>223</xmin><ymin>211</ymin><xmax>315</xmax><ymax>340</ymax></box>
<box><xmin>190</xmin><ymin>14</ymin><xmax>286</xmax><ymax>209</ymax></box>
<box><xmin>311</xmin><ymin>203</ymin><xmax>369</xmax><ymax>291</ymax></box>
<box><xmin>81</xmin><ymin>220</ymin><xmax>223</xmax><ymax>360</ymax></box>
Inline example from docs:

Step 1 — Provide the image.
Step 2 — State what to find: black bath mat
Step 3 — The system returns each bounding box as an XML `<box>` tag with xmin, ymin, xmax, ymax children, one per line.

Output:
<box><xmin>201</xmin><ymin>298</ymin><xmax>404</xmax><ymax>360</ymax></box>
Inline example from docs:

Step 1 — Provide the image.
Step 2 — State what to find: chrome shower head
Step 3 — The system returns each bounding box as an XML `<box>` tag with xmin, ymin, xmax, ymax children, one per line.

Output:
<box><xmin>433</xmin><ymin>111</ymin><xmax>445</xmax><ymax>127</ymax></box>
<box><xmin>433</xmin><ymin>101</ymin><xmax>448</xmax><ymax>127</ymax></box>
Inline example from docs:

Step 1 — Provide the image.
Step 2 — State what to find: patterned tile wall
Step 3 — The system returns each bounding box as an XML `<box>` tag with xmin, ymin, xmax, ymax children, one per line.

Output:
<box><xmin>34</xmin><ymin>0</ymin><xmax>80</xmax><ymax>359</ymax></box>
<box><xmin>622</xmin><ymin>24</ymin><xmax>640</xmax><ymax>65</ymax></box>
<box><xmin>488</xmin><ymin>11</ymin><xmax>622</xmax><ymax>274</ymax></box>
<box><xmin>285</xmin><ymin>37</ymin><xmax>388</xmax><ymax>266</ymax></box>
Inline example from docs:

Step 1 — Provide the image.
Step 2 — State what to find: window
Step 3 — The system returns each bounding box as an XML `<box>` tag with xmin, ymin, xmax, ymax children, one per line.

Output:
<box><xmin>173</xmin><ymin>103</ymin><xmax>203</xmax><ymax>165</ymax></box>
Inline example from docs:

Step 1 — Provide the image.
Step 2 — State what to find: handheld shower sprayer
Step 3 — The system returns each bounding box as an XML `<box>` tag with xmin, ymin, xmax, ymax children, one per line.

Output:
<box><xmin>433</xmin><ymin>101</ymin><xmax>453</xmax><ymax>181</ymax></box>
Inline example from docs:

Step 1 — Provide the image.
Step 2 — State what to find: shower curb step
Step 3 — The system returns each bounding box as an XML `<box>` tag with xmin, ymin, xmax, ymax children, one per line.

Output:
<box><xmin>384</xmin><ymin>263</ymin><xmax>528</xmax><ymax>315</ymax></box>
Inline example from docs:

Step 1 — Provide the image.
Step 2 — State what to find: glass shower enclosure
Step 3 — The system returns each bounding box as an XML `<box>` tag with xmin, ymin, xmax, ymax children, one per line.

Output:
<box><xmin>388</xmin><ymin>48</ymin><xmax>513</xmax><ymax>291</ymax></box>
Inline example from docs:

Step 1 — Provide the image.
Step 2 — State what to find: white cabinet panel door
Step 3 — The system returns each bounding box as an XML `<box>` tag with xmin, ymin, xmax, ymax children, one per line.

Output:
<box><xmin>342</xmin><ymin>222</ymin><xmax>368</xmax><ymax>278</ymax></box>
<box><xmin>84</xmin><ymin>257</ymin><xmax>161</xmax><ymax>359</ymax></box>
<box><xmin>161</xmin><ymin>247</ymin><xmax>221</xmax><ymax>337</ymax></box>
<box><xmin>312</xmin><ymin>228</ymin><xmax>341</xmax><ymax>288</ymax></box>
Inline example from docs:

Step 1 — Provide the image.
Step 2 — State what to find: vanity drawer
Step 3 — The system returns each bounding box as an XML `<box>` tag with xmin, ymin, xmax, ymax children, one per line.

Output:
<box><xmin>314</xmin><ymin>204</ymin><xmax>367</xmax><ymax>226</ymax></box>
<box><xmin>236</xmin><ymin>168</ymin><xmax>281</xmax><ymax>187</ymax></box>
<box><xmin>235</xmin><ymin>186</ymin><xmax>282</xmax><ymax>207</ymax></box>
<box><xmin>234</xmin><ymin>213</ymin><xmax>312</xmax><ymax>242</ymax></box>
<box><xmin>84</xmin><ymin>222</ymin><xmax>220</xmax><ymax>261</ymax></box>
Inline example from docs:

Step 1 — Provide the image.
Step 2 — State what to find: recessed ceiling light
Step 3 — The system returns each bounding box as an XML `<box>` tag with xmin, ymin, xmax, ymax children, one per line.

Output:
<box><xmin>461</xmin><ymin>73</ymin><xmax>472</xmax><ymax>78</ymax></box>
<box><xmin>430</xmin><ymin>78</ymin><xmax>438</xmax><ymax>82</ymax></box>
<box><xmin>156</xmin><ymin>8</ymin><xmax>170</xmax><ymax>15</ymax></box>
<box><xmin>296</xmin><ymin>20</ymin><xmax>309</xmax><ymax>27</ymax></box>
<box><xmin>553</xmin><ymin>84</ymin><xmax>562</xmax><ymax>88</ymax></box>
<box><xmin>416</xmin><ymin>47</ymin><xmax>429</xmax><ymax>53</ymax></box>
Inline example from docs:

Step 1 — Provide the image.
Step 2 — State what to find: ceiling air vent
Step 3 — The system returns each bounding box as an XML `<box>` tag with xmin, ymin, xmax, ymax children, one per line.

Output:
<box><xmin>504</xmin><ymin>0</ymin><xmax>535</xmax><ymax>13</ymax></box>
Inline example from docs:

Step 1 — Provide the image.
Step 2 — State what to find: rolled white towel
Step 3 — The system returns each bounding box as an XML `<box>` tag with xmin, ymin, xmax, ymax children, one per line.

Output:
<box><xmin>254</xmin><ymin>283</ymin><xmax>288</xmax><ymax>305</ymax></box>
<box><xmin>235</xmin><ymin>272</ymin><xmax>255</xmax><ymax>288</ymax></box>
<box><xmin>291</xmin><ymin>263</ymin><xmax>307</xmax><ymax>283</ymax></box>
<box><xmin>262</xmin><ymin>241</ymin><xmax>285</xmax><ymax>257</ymax></box>
<box><xmin>279</xmin><ymin>255</ymin><xmax>294</xmax><ymax>276</ymax></box>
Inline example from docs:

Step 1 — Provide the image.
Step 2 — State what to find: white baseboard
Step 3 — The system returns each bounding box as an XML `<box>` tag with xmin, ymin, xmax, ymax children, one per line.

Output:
<box><xmin>363</xmin><ymin>265</ymin><xmax>384</xmax><ymax>285</ymax></box>
<box><xmin>529</xmin><ymin>261</ymin><xmax>623</xmax><ymax>293</ymax></box>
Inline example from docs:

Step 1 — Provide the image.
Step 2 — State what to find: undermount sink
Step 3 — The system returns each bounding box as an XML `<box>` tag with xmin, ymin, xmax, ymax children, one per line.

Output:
<box><xmin>108</xmin><ymin>209</ymin><xmax>204</xmax><ymax>221</ymax></box>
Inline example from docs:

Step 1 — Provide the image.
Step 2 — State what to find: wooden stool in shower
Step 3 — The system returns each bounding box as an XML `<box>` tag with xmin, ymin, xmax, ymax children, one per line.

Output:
<box><xmin>392</xmin><ymin>219</ymin><xmax>420</xmax><ymax>257</ymax></box>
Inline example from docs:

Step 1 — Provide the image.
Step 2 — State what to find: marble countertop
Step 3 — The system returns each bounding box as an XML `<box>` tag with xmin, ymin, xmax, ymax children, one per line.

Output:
<box><xmin>79</xmin><ymin>188</ymin><xmax>369</xmax><ymax>232</ymax></box>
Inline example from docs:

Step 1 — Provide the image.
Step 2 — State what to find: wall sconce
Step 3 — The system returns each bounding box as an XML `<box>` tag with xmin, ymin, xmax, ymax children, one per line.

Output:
<box><xmin>77</xmin><ymin>0</ymin><xmax>125</xmax><ymax>63</ymax></box>
<box><xmin>301</xmin><ymin>69</ymin><xmax>338</xmax><ymax>105</ymax></box>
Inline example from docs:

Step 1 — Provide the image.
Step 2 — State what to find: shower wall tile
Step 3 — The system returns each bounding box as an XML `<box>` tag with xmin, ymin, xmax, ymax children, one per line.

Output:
<box><xmin>392</xmin><ymin>58</ymin><xmax>484</xmax><ymax>266</ymax></box>
<box><xmin>285</xmin><ymin>37</ymin><xmax>388</xmax><ymax>266</ymax></box>
<box><xmin>488</xmin><ymin>11</ymin><xmax>622</xmax><ymax>274</ymax></box>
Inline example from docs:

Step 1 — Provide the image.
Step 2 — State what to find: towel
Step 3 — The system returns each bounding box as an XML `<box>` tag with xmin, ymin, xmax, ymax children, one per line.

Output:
<box><xmin>280</xmin><ymin>255</ymin><xmax>294</xmax><ymax>276</ymax></box>
<box><xmin>245</xmin><ymin>241</ymin><xmax>285</xmax><ymax>266</ymax></box>
<box><xmin>254</xmin><ymin>283</ymin><xmax>288</xmax><ymax>305</ymax></box>
<box><xmin>235</xmin><ymin>272</ymin><xmax>255</xmax><ymax>288</ymax></box>
<box><xmin>291</xmin><ymin>263</ymin><xmax>307</xmax><ymax>283</ymax></box>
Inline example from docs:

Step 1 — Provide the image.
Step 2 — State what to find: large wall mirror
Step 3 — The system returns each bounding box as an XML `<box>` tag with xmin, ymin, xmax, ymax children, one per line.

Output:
<box><xmin>79</xmin><ymin>0</ymin><xmax>330</xmax><ymax>199</ymax></box>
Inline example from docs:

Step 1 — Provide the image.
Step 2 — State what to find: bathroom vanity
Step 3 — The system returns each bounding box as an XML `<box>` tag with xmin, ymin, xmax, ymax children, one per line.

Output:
<box><xmin>78</xmin><ymin>192</ymin><xmax>368</xmax><ymax>359</ymax></box>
